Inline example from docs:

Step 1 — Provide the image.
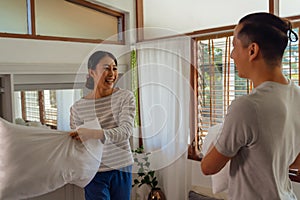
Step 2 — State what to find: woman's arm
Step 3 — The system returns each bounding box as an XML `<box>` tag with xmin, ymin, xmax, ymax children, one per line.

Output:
<box><xmin>70</xmin><ymin>91</ymin><xmax>136</xmax><ymax>143</ymax></box>
<box><xmin>290</xmin><ymin>153</ymin><xmax>300</xmax><ymax>169</ymax></box>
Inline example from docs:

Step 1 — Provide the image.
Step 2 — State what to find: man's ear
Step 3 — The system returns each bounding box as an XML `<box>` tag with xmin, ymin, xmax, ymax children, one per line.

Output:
<box><xmin>248</xmin><ymin>43</ymin><xmax>259</xmax><ymax>61</ymax></box>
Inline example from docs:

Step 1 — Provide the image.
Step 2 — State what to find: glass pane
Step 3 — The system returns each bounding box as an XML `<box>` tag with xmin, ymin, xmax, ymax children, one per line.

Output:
<box><xmin>196</xmin><ymin>36</ymin><xmax>251</xmax><ymax>150</ymax></box>
<box><xmin>282</xmin><ymin>28</ymin><xmax>299</xmax><ymax>85</ymax></box>
<box><xmin>24</xmin><ymin>91</ymin><xmax>40</xmax><ymax>122</ymax></box>
<box><xmin>44</xmin><ymin>90</ymin><xmax>57</xmax><ymax>126</ymax></box>
<box><xmin>0</xmin><ymin>0</ymin><xmax>27</xmax><ymax>34</ymax></box>
<box><xmin>35</xmin><ymin>0</ymin><xmax>119</xmax><ymax>41</ymax></box>
<box><xmin>280</xmin><ymin>0</ymin><xmax>300</xmax><ymax>17</ymax></box>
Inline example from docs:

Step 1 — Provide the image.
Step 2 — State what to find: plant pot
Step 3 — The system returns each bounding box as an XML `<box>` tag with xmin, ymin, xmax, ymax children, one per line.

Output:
<box><xmin>148</xmin><ymin>188</ymin><xmax>166</xmax><ymax>200</ymax></box>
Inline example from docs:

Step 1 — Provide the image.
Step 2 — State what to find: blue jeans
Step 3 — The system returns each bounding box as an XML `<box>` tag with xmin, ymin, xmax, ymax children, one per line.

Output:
<box><xmin>84</xmin><ymin>165</ymin><xmax>132</xmax><ymax>200</ymax></box>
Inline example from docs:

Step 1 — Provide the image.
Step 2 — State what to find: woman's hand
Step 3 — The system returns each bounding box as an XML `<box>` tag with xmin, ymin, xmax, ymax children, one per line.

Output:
<box><xmin>69</xmin><ymin>128</ymin><xmax>104</xmax><ymax>142</ymax></box>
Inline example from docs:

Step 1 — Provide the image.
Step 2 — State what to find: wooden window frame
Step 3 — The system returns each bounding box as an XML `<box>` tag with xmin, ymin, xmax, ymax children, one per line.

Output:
<box><xmin>20</xmin><ymin>90</ymin><xmax>57</xmax><ymax>129</ymax></box>
<box><xmin>0</xmin><ymin>0</ymin><xmax>125</xmax><ymax>44</ymax></box>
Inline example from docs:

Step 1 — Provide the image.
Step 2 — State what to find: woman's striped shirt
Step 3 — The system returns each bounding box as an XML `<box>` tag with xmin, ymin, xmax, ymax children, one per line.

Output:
<box><xmin>70</xmin><ymin>88</ymin><xmax>135</xmax><ymax>172</ymax></box>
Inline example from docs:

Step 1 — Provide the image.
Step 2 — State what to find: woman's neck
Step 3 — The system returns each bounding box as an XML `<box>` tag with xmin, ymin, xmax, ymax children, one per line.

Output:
<box><xmin>86</xmin><ymin>88</ymin><xmax>115</xmax><ymax>99</ymax></box>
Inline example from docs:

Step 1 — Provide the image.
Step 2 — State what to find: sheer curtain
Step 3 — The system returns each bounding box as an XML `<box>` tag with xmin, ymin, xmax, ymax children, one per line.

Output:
<box><xmin>136</xmin><ymin>36</ymin><xmax>192</xmax><ymax>199</ymax></box>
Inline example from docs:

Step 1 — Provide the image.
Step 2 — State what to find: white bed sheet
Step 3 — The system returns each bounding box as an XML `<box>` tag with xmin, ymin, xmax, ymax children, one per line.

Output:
<box><xmin>0</xmin><ymin>117</ymin><xmax>103</xmax><ymax>200</ymax></box>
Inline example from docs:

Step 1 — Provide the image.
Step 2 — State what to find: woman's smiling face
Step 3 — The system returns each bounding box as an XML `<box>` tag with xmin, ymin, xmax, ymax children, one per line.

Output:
<box><xmin>90</xmin><ymin>55</ymin><xmax>118</xmax><ymax>90</ymax></box>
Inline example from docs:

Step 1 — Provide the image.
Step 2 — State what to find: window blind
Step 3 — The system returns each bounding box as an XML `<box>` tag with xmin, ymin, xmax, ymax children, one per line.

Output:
<box><xmin>196</xmin><ymin>36</ymin><xmax>252</xmax><ymax>151</ymax></box>
<box><xmin>21</xmin><ymin>90</ymin><xmax>57</xmax><ymax>128</ymax></box>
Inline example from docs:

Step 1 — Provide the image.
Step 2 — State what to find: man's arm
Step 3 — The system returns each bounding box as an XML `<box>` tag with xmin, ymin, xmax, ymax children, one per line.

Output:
<box><xmin>201</xmin><ymin>146</ymin><xmax>231</xmax><ymax>175</ymax></box>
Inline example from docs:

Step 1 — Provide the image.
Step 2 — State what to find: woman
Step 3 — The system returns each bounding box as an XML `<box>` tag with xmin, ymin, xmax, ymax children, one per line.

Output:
<box><xmin>69</xmin><ymin>51</ymin><xmax>135</xmax><ymax>200</ymax></box>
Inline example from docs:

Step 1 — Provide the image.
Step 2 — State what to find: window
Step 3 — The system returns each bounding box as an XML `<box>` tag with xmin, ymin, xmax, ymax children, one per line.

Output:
<box><xmin>282</xmin><ymin>26</ymin><xmax>299</xmax><ymax>85</ymax></box>
<box><xmin>0</xmin><ymin>0</ymin><xmax>125</xmax><ymax>43</ymax></box>
<box><xmin>17</xmin><ymin>90</ymin><xmax>58</xmax><ymax>128</ymax></box>
<box><xmin>189</xmin><ymin>24</ymin><xmax>300</xmax><ymax>157</ymax></box>
<box><xmin>195</xmin><ymin>35</ymin><xmax>252</xmax><ymax>152</ymax></box>
<box><xmin>14</xmin><ymin>89</ymin><xmax>83</xmax><ymax>129</ymax></box>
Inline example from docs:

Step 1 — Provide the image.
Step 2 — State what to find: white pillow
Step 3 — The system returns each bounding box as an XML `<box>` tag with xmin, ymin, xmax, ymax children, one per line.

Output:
<box><xmin>211</xmin><ymin>162</ymin><xmax>229</xmax><ymax>194</ymax></box>
<box><xmin>202</xmin><ymin>124</ymin><xmax>222</xmax><ymax>156</ymax></box>
<box><xmin>0</xmin><ymin>117</ymin><xmax>103</xmax><ymax>200</ymax></box>
<box><xmin>202</xmin><ymin>124</ymin><xmax>229</xmax><ymax>194</ymax></box>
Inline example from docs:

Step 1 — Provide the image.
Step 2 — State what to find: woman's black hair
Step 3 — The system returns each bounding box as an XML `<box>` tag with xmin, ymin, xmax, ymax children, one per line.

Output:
<box><xmin>237</xmin><ymin>12</ymin><xmax>298</xmax><ymax>66</ymax></box>
<box><xmin>85</xmin><ymin>51</ymin><xmax>118</xmax><ymax>89</ymax></box>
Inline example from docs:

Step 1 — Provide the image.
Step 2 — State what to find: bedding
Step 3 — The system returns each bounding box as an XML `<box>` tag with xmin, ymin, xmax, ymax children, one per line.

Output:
<box><xmin>202</xmin><ymin>124</ymin><xmax>229</xmax><ymax>194</ymax></box>
<box><xmin>0</xmin><ymin>117</ymin><xmax>103</xmax><ymax>200</ymax></box>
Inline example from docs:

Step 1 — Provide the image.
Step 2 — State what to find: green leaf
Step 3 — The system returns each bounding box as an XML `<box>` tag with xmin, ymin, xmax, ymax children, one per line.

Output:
<box><xmin>138</xmin><ymin>172</ymin><xmax>145</xmax><ymax>177</ymax></box>
<box><xmin>145</xmin><ymin>162</ymin><xmax>150</xmax><ymax>168</ymax></box>
<box><xmin>152</xmin><ymin>180</ymin><xmax>158</xmax><ymax>188</ymax></box>
<box><xmin>148</xmin><ymin>171</ymin><xmax>155</xmax><ymax>177</ymax></box>
<box><xmin>144</xmin><ymin>175</ymin><xmax>150</xmax><ymax>183</ymax></box>
<box><xmin>138</xmin><ymin>168</ymin><xmax>144</xmax><ymax>174</ymax></box>
<box><xmin>142</xmin><ymin>157</ymin><xmax>148</xmax><ymax>161</ymax></box>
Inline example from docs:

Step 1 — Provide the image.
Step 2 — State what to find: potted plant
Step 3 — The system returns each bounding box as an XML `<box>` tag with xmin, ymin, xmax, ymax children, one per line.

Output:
<box><xmin>132</xmin><ymin>146</ymin><xmax>166</xmax><ymax>200</ymax></box>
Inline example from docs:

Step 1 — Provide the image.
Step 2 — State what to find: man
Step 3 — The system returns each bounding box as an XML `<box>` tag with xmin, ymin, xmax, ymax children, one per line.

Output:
<box><xmin>201</xmin><ymin>12</ymin><xmax>300</xmax><ymax>200</ymax></box>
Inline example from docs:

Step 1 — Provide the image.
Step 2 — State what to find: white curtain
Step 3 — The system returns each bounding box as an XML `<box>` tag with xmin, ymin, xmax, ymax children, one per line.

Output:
<box><xmin>136</xmin><ymin>36</ymin><xmax>192</xmax><ymax>200</ymax></box>
<box><xmin>57</xmin><ymin>89</ymin><xmax>82</xmax><ymax>131</ymax></box>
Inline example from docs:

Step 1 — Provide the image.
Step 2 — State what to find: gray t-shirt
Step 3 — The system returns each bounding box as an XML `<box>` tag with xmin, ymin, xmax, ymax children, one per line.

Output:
<box><xmin>215</xmin><ymin>81</ymin><xmax>300</xmax><ymax>200</ymax></box>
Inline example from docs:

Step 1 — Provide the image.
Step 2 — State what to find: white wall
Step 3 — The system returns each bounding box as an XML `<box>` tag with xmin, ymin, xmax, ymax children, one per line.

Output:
<box><xmin>280</xmin><ymin>0</ymin><xmax>300</xmax><ymax>17</ymax></box>
<box><xmin>143</xmin><ymin>0</ymin><xmax>268</xmax><ymax>39</ymax></box>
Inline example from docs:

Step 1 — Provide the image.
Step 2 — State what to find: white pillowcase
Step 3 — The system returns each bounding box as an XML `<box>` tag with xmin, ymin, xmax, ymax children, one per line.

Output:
<box><xmin>202</xmin><ymin>124</ymin><xmax>229</xmax><ymax>194</ymax></box>
<box><xmin>0</xmin><ymin>117</ymin><xmax>103</xmax><ymax>200</ymax></box>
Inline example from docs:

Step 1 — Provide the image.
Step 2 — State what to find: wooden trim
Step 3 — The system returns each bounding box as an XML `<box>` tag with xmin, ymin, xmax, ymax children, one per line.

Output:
<box><xmin>136</xmin><ymin>0</ymin><xmax>144</xmax><ymax>42</ymax></box>
<box><xmin>65</xmin><ymin>0</ymin><xmax>124</xmax><ymax>17</ymax></box>
<box><xmin>21</xmin><ymin>91</ymin><xmax>27</xmax><ymax>120</ymax></box>
<box><xmin>188</xmin><ymin>25</ymin><xmax>235</xmax><ymax>37</ymax></box>
<box><xmin>286</xmin><ymin>15</ymin><xmax>300</xmax><ymax>21</ymax></box>
<box><xmin>30</xmin><ymin>0</ymin><xmax>36</xmax><ymax>35</ymax></box>
<box><xmin>0</xmin><ymin>32</ymin><xmax>124</xmax><ymax>44</ymax></box>
<box><xmin>38</xmin><ymin>91</ymin><xmax>45</xmax><ymax>124</ymax></box>
<box><xmin>269</xmin><ymin>0</ymin><xmax>274</xmax><ymax>14</ymax></box>
<box><xmin>138</xmin><ymin>25</ymin><xmax>235</xmax><ymax>44</ymax></box>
